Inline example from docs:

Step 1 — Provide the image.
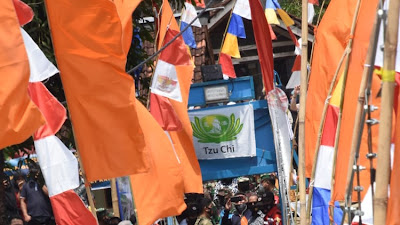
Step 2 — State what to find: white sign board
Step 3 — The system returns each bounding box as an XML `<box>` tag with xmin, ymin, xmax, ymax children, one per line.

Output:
<box><xmin>189</xmin><ymin>104</ymin><xmax>256</xmax><ymax>160</ymax></box>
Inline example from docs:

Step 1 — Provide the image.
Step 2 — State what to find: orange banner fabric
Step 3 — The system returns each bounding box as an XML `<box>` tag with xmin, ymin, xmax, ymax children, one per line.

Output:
<box><xmin>305</xmin><ymin>0</ymin><xmax>380</xmax><ymax>201</ymax></box>
<box><xmin>0</xmin><ymin>0</ymin><xmax>44</xmax><ymax>149</ymax></box>
<box><xmin>45</xmin><ymin>0</ymin><xmax>149</xmax><ymax>181</ymax></box>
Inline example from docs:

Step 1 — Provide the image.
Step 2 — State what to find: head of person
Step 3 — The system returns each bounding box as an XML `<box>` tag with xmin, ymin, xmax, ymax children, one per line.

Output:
<box><xmin>237</xmin><ymin>177</ymin><xmax>250</xmax><ymax>193</ymax></box>
<box><xmin>129</xmin><ymin>213</ymin><xmax>137</xmax><ymax>225</ymax></box>
<box><xmin>9</xmin><ymin>216</ymin><xmax>24</xmax><ymax>225</ymax></box>
<box><xmin>260</xmin><ymin>191</ymin><xmax>275</xmax><ymax>212</ymax></box>
<box><xmin>231</xmin><ymin>192</ymin><xmax>248</xmax><ymax>214</ymax></box>
<box><xmin>13</xmin><ymin>171</ymin><xmax>25</xmax><ymax>191</ymax></box>
<box><xmin>246</xmin><ymin>193</ymin><xmax>262</xmax><ymax>215</ymax></box>
<box><xmin>260</xmin><ymin>174</ymin><xmax>275</xmax><ymax>192</ymax></box>
<box><xmin>109</xmin><ymin>217</ymin><xmax>122</xmax><ymax>225</ymax></box>
<box><xmin>200</xmin><ymin>197</ymin><xmax>213</xmax><ymax>218</ymax></box>
<box><xmin>28</xmin><ymin>162</ymin><xmax>40</xmax><ymax>180</ymax></box>
<box><xmin>2</xmin><ymin>173</ymin><xmax>11</xmax><ymax>189</ymax></box>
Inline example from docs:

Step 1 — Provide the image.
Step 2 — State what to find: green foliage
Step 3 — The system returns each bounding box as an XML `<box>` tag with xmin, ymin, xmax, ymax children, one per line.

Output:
<box><xmin>280</xmin><ymin>0</ymin><xmax>330</xmax><ymax>24</ymax></box>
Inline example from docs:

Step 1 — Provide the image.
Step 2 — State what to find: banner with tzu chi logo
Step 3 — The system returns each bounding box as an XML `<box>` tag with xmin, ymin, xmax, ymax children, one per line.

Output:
<box><xmin>189</xmin><ymin>104</ymin><xmax>256</xmax><ymax>160</ymax></box>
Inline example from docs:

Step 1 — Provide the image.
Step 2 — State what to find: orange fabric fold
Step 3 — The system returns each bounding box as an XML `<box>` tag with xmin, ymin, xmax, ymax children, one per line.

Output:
<box><xmin>45</xmin><ymin>0</ymin><xmax>148</xmax><ymax>181</ymax></box>
<box><xmin>0</xmin><ymin>0</ymin><xmax>44</xmax><ymax>149</ymax></box>
<box><xmin>305</xmin><ymin>0</ymin><xmax>380</xmax><ymax>202</ymax></box>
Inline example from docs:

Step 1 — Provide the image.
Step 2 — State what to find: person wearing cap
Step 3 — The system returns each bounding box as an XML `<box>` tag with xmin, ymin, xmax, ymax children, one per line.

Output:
<box><xmin>221</xmin><ymin>192</ymin><xmax>251</xmax><ymax>225</ymax></box>
<box><xmin>261</xmin><ymin>192</ymin><xmax>281</xmax><ymax>225</ymax></box>
<box><xmin>260</xmin><ymin>174</ymin><xmax>279</xmax><ymax>204</ymax></box>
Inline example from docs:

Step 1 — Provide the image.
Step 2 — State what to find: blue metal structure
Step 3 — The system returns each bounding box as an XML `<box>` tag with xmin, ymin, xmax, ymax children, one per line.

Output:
<box><xmin>188</xmin><ymin>76</ymin><xmax>277</xmax><ymax>181</ymax></box>
<box><xmin>188</xmin><ymin>76</ymin><xmax>255</xmax><ymax>107</ymax></box>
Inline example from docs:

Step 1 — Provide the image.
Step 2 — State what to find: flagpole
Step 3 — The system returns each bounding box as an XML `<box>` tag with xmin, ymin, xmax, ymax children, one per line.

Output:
<box><xmin>327</xmin><ymin>0</ymin><xmax>362</xmax><ymax>223</ymax></box>
<box><xmin>308</xmin><ymin>0</ymin><xmax>327</xmax><ymax>69</ymax></box>
<box><xmin>341</xmin><ymin>6</ymin><xmax>382</xmax><ymax>223</ymax></box>
<box><xmin>298</xmin><ymin>0</ymin><xmax>308</xmax><ymax>224</ymax></box>
<box><xmin>374</xmin><ymin>0</ymin><xmax>399</xmax><ymax>223</ymax></box>
<box><xmin>43</xmin><ymin>1</ymin><xmax>99</xmax><ymax>223</ymax></box>
<box><xmin>111</xmin><ymin>178</ymin><xmax>120</xmax><ymax>217</ymax></box>
<box><xmin>216</xmin><ymin>0</ymin><xmax>237</xmax><ymax>64</ymax></box>
<box><xmin>305</xmin><ymin>46</ymin><xmax>348</xmax><ymax>224</ymax></box>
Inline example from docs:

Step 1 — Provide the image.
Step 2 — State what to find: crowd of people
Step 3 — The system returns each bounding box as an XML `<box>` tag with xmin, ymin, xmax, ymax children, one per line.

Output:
<box><xmin>4</xmin><ymin>159</ymin><xmax>281</xmax><ymax>225</ymax></box>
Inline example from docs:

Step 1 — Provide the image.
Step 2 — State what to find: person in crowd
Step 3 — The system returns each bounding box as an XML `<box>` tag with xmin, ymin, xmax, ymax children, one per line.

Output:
<box><xmin>289</xmin><ymin>85</ymin><xmax>300</xmax><ymax>112</ymax></box>
<box><xmin>8</xmin><ymin>215</ymin><xmax>24</xmax><ymax>225</ymax></box>
<box><xmin>246</xmin><ymin>193</ymin><xmax>265</xmax><ymax>225</ymax></box>
<box><xmin>3</xmin><ymin>174</ymin><xmax>20</xmax><ymax>220</ymax></box>
<box><xmin>261</xmin><ymin>191</ymin><xmax>281</xmax><ymax>225</ymax></box>
<box><xmin>97</xmin><ymin>209</ymin><xmax>110</xmax><ymax>225</ymax></box>
<box><xmin>195</xmin><ymin>197</ymin><xmax>214</xmax><ymax>225</ymax></box>
<box><xmin>260</xmin><ymin>174</ymin><xmax>279</xmax><ymax>204</ymax></box>
<box><xmin>221</xmin><ymin>192</ymin><xmax>251</xmax><ymax>225</ymax></box>
<box><xmin>129</xmin><ymin>213</ymin><xmax>137</xmax><ymax>225</ymax></box>
<box><xmin>13</xmin><ymin>171</ymin><xmax>25</xmax><ymax>215</ymax></box>
<box><xmin>109</xmin><ymin>217</ymin><xmax>122</xmax><ymax>225</ymax></box>
<box><xmin>20</xmin><ymin>163</ymin><xmax>55</xmax><ymax>225</ymax></box>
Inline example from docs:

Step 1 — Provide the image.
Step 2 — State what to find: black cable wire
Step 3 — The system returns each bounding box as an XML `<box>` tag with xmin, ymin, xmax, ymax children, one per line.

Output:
<box><xmin>127</xmin><ymin>0</ymin><xmax>216</xmax><ymax>75</ymax></box>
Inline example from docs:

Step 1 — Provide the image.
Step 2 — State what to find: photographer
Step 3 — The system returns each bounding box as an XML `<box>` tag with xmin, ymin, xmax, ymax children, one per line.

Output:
<box><xmin>221</xmin><ymin>193</ymin><xmax>251</xmax><ymax>225</ymax></box>
<box><xmin>20</xmin><ymin>163</ymin><xmax>55</xmax><ymax>225</ymax></box>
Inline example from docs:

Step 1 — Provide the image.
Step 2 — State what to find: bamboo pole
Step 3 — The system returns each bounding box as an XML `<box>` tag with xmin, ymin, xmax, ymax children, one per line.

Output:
<box><xmin>327</xmin><ymin>0</ymin><xmax>362</xmax><ymax>223</ymax></box>
<box><xmin>374</xmin><ymin>0</ymin><xmax>400</xmax><ymax>223</ymax></box>
<box><xmin>111</xmin><ymin>178</ymin><xmax>120</xmax><ymax>217</ymax></box>
<box><xmin>342</xmin><ymin>8</ymin><xmax>381</xmax><ymax>221</ymax></box>
<box><xmin>216</xmin><ymin>0</ymin><xmax>237</xmax><ymax>64</ymax></box>
<box><xmin>305</xmin><ymin>48</ymin><xmax>348</xmax><ymax>224</ymax></box>
<box><xmin>298</xmin><ymin>0</ymin><xmax>308</xmax><ymax>223</ymax></box>
<box><xmin>76</xmin><ymin>151</ymin><xmax>98</xmax><ymax>222</ymax></box>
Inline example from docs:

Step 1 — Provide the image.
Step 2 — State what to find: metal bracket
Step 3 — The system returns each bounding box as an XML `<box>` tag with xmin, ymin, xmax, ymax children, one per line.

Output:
<box><xmin>366</xmin><ymin>118</ymin><xmax>379</xmax><ymax>125</ymax></box>
<box><xmin>366</xmin><ymin>153</ymin><xmax>377</xmax><ymax>159</ymax></box>
<box><xmin>354</xmin><ymin>186</ymin><xmax>364</xmax><ymax>192</ymax></box>
<box><xmin>353</xmin><ymin>165</ymin><xmax>366</xmax><ymax>171</ymax></box>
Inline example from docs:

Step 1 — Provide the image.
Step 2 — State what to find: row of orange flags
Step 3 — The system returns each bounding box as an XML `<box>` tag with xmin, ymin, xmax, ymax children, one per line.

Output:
<box><xmin>305</xmin><ymin>0</ymin><xmax>389</xmax><ymax>224</ymax></box>
<box><xmin>1</xmin><ymin>0</ymin><xmax>97</xmax><ymax>224</ymax></box>
<box><xmin>44</xmin><ymin>1</ymin><xmax>203</xmax><ymax>225</ymax></box>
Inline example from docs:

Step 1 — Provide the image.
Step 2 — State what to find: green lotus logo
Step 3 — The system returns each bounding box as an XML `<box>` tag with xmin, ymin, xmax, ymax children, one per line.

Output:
<box><xmin>191</xmin><ymin>114</ymin><xmax>244</xmax><ymax>143</ymax></box>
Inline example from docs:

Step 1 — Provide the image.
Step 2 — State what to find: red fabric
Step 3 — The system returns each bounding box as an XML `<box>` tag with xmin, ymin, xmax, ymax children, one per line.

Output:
<box><xmin>249</xmin><ymin>0</ymin><xmax>274</xmax><ymax>93</ymax></box>
<box><xmin>291</xmin><ymin>55</ymin><xmax>301</xmax><ymax>72</ymax></box>
<box><xmin>219</xmin><ymin>53</ymin><xmax>236</xmax><ymax>78</ymax></box>
<box><xmin>287</xmin><ymin>27</ymin><xmax>299</xmax><ymax>47</ymax></box>
<box><xmin>12</xmin><ymin>0</ymin><xmax>34</xmax><ymax>26</ymax></box>
<box><xmin>320</xmin><ymin>105</ymin><xmax>339</xmax><ymax>147</ymax></box>
<box><xmin>50</xmin><ymin>190</ymin><xmax>97</xmax><ymax>225</ymax></box>
<box><xmin>159</xmin><ymin>29</ymin><xmax>192</xmax><ymax>66</ymax></box>
<box><xmin>264</xmin><ymin>206</ymin><xmax>282</xmax><ymax>225</ymax></box>
<box><xmin>28</xmin><ymin>82</ymin><xmax>66</xmax><ymax>140</ymax></box>
<box><xmin>268</xmin><ymin>24</ymin><xmax>277</xmax><ymax>40</ymax></box>
<box><xmin>150</xmin><ymin>93</ymin><xmax>182</xmax><ymax>131</ymax></box>
<box><xmin>308</xmin><ymin>0</ymin><xmax>319</xmax><ymax>5</ymax></box>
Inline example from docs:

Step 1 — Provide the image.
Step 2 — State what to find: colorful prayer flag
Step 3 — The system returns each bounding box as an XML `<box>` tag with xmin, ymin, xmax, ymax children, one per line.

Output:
<box><xmin>221</xmin><ymin>13</ymin><xmax>246</xmax><ymax>58</ymax></box>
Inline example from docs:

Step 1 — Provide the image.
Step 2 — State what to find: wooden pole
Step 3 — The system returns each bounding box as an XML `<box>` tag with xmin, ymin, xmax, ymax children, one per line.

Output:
<box><xmin>306</xmin><ymin>49</ymin><xmax>348</xmax><ymax>224</ymax></box>
<box><xmin>342</xmin><ymin>7</ymin><xmax>381</xmax><ymax>216</ymax></box>
<box><xmin>76</xmin><ymin>151</ymin><xmax>98</xmax><ymax>222</ymax></box>
<box><xmin>330</xmin><ymin>0</ymin><xmax>361</xmax><ymax>224</ymax></box>
<box><xmin>374</xmin><ymin>0</ymin><xmax>400</xmax><ymax>223</ymax></box>
<box><xmin>328</xmin><ymin>0</ymin><xmax>362</xmax><ymax>223</ymax></box>
<box><xmin>298</xmin><ymin>0</ymin><xmax>308</xmax><ymax>223</ymax></box>
<box><xmin>111</xmin><ymin>178</ymin><xmax>120</xmax><ymax>217</ymax></box>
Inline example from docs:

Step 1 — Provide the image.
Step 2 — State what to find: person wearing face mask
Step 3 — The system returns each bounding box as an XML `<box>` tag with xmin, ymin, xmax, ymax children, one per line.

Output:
<box><xmin>194</xmin><ymin>197</ymin><xmax>214</xmax><ymax>225</ymax></box>
<box><xmin>261</xmin><ymin>191</ymin><xmax>282</xmax><ymax>225</ymax></box>
<box><xmin>20</xmin><ymin>163</ymin><xmax>55</xmax><ymax>225</ymax></box>
<box><xmin>221</xmin><ymin>193</ymin><xmax>252</xmax><ymax>225</ymax></box>
<box><xmin>245</xmin><ymin>193</ymin><xmax>265</xmax><ymax>225</ymax></box>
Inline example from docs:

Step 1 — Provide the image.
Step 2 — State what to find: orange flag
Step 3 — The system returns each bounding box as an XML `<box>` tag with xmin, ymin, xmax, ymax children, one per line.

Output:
<box><xmin>45</xmin><ymin>0</ymin><xmax>149</xmax><ymax>182</ymax></box>
<box><xmin>0</xmin><ymin>0</ymin><xmax>44</xmax><ymax>149</ymax></box>
<box><xmin>157</xmin><ymin>0</ymin><xmax>203</xmax><ymax>193</ymax></box>
<box><xmin>387</xmin><ymin>95</ymin><xmax>400</xmax><ymax>225</ymax></box>
<box><xmin>131</xmin><ymin>99</ymin><xmax>186</xmax><ymax>225</ymax></box>
<box><xmin>305</xmin><ymin>0</ymin><xmax>380</xmax><ymax>202</ymax></box>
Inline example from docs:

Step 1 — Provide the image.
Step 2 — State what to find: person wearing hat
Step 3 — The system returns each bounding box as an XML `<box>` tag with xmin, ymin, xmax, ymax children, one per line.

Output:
<box><xmin>260</xmin><ymin>192</ymin><xmax>281</xmax><ymax>225</ymax></box>
<box><xmin>259</xmin><ymin>174</ymin><xmax>279</xmax><ymax>204</ymax></box>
